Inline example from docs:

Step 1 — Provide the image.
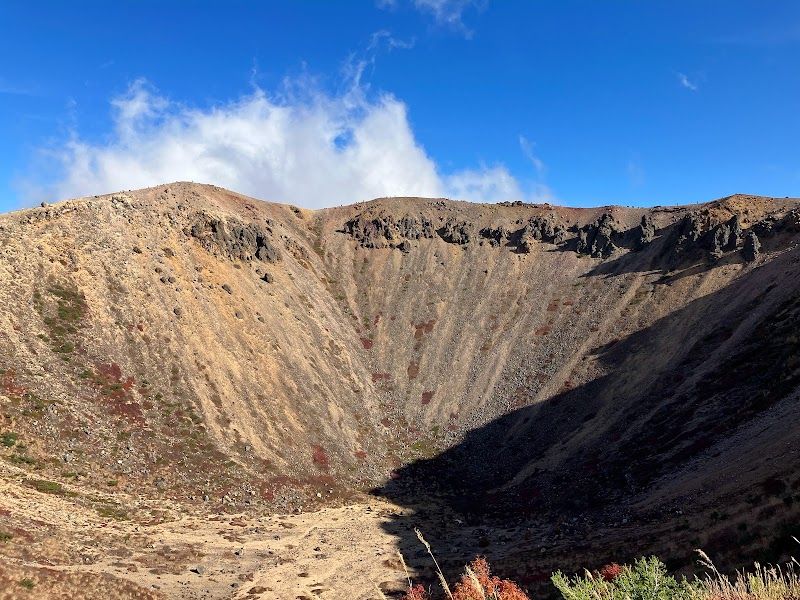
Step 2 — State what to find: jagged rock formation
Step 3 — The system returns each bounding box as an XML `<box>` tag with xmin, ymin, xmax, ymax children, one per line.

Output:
<box><xmin>576</xmin><ymin>213</ymin><xmax>620</xmax><ymax>257</ymax></box>
<box><xmin>743</xmin><ymin>230</ymin><xmax>761</xmax><ymax>262</ymax></box>
<box><xmin>188</xmin><ymin>213</ymin><xmax>281</xmax><ymax>263</ymax></box>
<box><xmin>438</xmin><ymin>218</ymin><xmax>474</xmax><ymax>245</ymax></box>
<box><xmin>341</xmin><ymin>212</ymin><xmax>436</xmax><ymax>249</ymax></box>
<box><xmin>514</xmin><ymin>215</ymin><xmax>568</xmax><ymax>253</ymax></box>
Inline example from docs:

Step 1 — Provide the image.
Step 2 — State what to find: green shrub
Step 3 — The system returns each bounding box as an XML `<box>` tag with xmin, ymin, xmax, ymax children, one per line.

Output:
<box><xmin>0</xmin><ymin>432</ymin><xmax>19</xmax><ymax>447</ymax></box>
<box><xmin>552</xmin><ymin>556</ymin><xmax>694</xmax><ymax>600</ymax></box>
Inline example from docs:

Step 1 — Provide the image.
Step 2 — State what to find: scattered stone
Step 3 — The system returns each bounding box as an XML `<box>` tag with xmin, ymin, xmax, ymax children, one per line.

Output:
<box><xmin>132</xmin><ymin>246</ymin><xmax>143</xmax><ymax>254</ymax></box>
<box><xmin>222</xmin><ymin>284</ymin><xmax>233</xmax><ymax>294</ymax></box>
<box><xmin>192</xmin><ymin>565</ymin><xmax>206</xmax><ymax>575</ymax></box>
<box><xmin>173</xmin><ymin>307</ymin><xmax>182</xmax><ymax>317</ymax></box>
<box><xmin>261</xmin><ymin>272</ymin><xmax>274</xmax><ymax>283</ymax></box>
<box><xmin>63</xmin><ymin>454</ymin><xmax>72</xmax><ymax>463</ymax></box>
<box><xmin>163</xmin><ymin>247</ymin><xmax>175</xmax><ymax>258</ymax></box>
<box><xmin>235</xmin><ymin>311</ymin><xmax>243</xmax><ymax>319</ymax></box>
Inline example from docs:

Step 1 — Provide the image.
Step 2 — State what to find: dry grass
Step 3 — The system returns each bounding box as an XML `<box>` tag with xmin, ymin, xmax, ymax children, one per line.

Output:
<box><xmin>398</xmin><ymin>530</ymin><xmax>530</xmax><ymax>600</ymax></box>
<box><xmin>692</xmin><ymin>549</ymin><xmax>800</xmax><ymax>600</ymax></box>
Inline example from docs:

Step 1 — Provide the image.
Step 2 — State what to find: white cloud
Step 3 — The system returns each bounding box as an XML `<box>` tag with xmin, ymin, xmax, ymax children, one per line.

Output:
<box><xmin>378</xmin><ymin>0</ymin><xmax>486</xmax><ymax>37</ymax></box>
<box><xmin>678</xmin><ymin>72</ymin><xmax>698</xmax><ymax>91</ymax></box>
<box><xmin>25</xmin><ymin>77</ymin><xmax>541</xmax><ymax>208</ymax></box>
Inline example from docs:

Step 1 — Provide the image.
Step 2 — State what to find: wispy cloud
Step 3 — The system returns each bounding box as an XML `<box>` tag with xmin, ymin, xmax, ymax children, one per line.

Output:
<box><xmin>677</xmin><ymin>72</ymin><xmax>698</xmax><ymax>91</ymax></box>
<box><xmin>518</xmin><ymin>135</ymin><xmax>545</xmax><ymax>177</ymax></box>
<box><xmin>22</xmin><ymin>76</ymin><xmax>539</xmax><ymax>208</ymax></box>
<box><xmin>378</xmin><ymin>0</ymin><xmax>486</xmax><ymax>37</ymax></box>
<box><xmin>627</xmin><ymin>158</ymin><xmax>645</xmax><ymax>188</ymax></box>
<box><xmin>369</xmin><ymin>29</ymin><xmax>415</xmax><ymax>51</ymax></box>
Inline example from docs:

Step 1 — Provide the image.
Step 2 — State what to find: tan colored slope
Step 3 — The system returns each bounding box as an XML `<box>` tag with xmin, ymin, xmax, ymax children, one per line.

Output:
<box><xmin>2</xmin><ymin>183</ymin><xmax>800</xmax><ymax>597</ymax></box>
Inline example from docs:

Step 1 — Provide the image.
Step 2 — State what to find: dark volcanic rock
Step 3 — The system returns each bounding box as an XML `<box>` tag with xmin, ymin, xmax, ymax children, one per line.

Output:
<box><xmin>577</xmin><ymin>214</ymin><xmax>619</xmax><ymax>258</ymax></box>
<box><xmin>341</xmin><ymin>213</ymin><xmax>436</xmax><ymax>249</ymax></box>
<box><xmin>709</xmin><ymin>216</ymin><xmax>742</xmax><ymax>259</ymax></box>
<box><xmin>743</xmin><ymin>230</ymin><xmax>761</xmax><ymax>262</ymax></box>
<box><xmin>663</xmin><ymin>212</ymin><xmax>744</xmax><ymax>266</ymax></box>
<box><xmin>438</xmin><ymin>218</ymin><xmax>473</xmax><ymax>245</ymax></box>
<box><xmin>479</xmin><ymin>226</ymin><xmax>511</xmax><ymax>247</ymax></box>
<box><xmin>514</xmin><ymin>215</ymin><xmax>567</xmax><ymax>253</ymax></box>
<box><xmin>189</xmin><ymin>215</ymin><xmax>280</xmax><ymax>263</ymax></box>
<box><xmin>632</xmin><ymin>215</ymin><xmax>655</xmax><ymax>251</ymax></box>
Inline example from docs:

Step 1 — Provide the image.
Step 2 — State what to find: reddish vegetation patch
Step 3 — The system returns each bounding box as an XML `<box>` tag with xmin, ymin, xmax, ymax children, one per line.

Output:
<box><xmin>599</xmin><ymin>563</ymin><xmax>623</xmax><ymax>582</ymax></box>
<box><xmin>354</xmin><ymin>451</ymin><xmax>367</xmax><ymax>459</ymax></box>
<box><xmin>380</xmin><ymin>417</ymin><xmax>392</xmax><ymax>427</ymax></box>
<box><xmin>360</xmin><ymin>337</ymin><xmax>373</xmax><ymax>350</ymax></box>
<box><xmin>308</xmin><ymin>474</ymin><xmax>336</xmax><ymax>487</ymax></box>
<box><xmin>374</xmin><ymin>313</ymin><xmax>382</xmax><ymax>325</ymax></box>
<box><xmin>534</xmin><ymin>325</ymin><xmax>551</xmax><ymax>335</ymax></box>
<box><xmin>109</xmin><ymin>400</ymin><xmax>145</xmax><ymax>423</ymax></box>
<box><xmin>97</xmin><ymin>362</ymin><xmax>123</xmax><ymax>381</ymax></box>
<box><xmin>407</xmin><ymin>362</ymin><xmax>419</xmax><ymax>380</ymax></box>
<box><xmin>1</xmin><ymin>369</ymin><xmax>26</xmax><ymax>396</ymax></box>
<box><xmin>414</xmin><ymin>340</ymin><xmax>422</xmax><ymax>351</ymax></box>
<box><xmin>421</xmin><ymin>391</ymin><xmax>434</xmax><ymax>405</ymax></box>
<box><xmin>547</xmin><ymin>301</ymin><xmax>560</xmax><ymax>312</ymax></box>
<box><xmin>413</xmin><ymin>319</ymin><xmax>436</xmax><ymax>339</ymax></box>
<box><xmin>371</xmin><ymin>373</ymin><xmax>390</xmax><ymax>382</ymax></box>
<box><xmin>447</xmin><ymin>424</ymin><xmax>458</xmax><ymax>432</ymax></box>
<box><xmin>563</xmin><ymin>300</ymin><xmax>574</xmax><ymax>306</ymax></box>
<box><xmin>589</xmin><ymin>325</ymin><xmax>600</xmax><ymax>332</ymax></box>
<box><xmin>311</xmin><ymin>445</ymin><xmax>330</xmax><ymax>469</ymax></box>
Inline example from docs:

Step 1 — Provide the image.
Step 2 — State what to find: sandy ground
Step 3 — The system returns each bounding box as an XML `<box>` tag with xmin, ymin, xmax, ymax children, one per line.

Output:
<box><xmin>0</xmin><ymin>465</ymin><xmax>420</xmax><ymax>600</ymax></box>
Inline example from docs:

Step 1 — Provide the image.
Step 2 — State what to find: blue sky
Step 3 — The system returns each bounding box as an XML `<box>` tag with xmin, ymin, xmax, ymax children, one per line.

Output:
<box><xmin>2</xmin><ymin>1</ymin><xmax>799</xmax><ymax>212</ymax></box>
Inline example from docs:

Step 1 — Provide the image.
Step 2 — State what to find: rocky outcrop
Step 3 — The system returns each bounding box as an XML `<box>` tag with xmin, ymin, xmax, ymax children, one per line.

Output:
<box><xmin>632</xmin><ymin>215</ymin><xmax>656</xmax><ymax>251</ymax></box>
<box><xmin>479</xmin><ymin>226</ymin><xmax>511</xmax><ymax>248</ymax></box>
<box><xmin>438</xmin><ymin>219</ymin><xmax>473</xmax><ymax>245</ymax></box>
<box><xmin>188</xmin><ymin>215</ymin><xmax>280</xmax><ymax>263</ymax></box>
<box><xmin>577</xmin><ymin>214</ymin><xmax>619</xmax><ymax>258</ymax></box>
<box><xmin>709</xmin><ymin>215</ymin><xmax>742</xmax><ymax>259</ymax></box>
<box><xmin>514</xmin><ymin>215</ymin><xmax>568</xmax><ymax>253</ymax></box>
<box><xmin>341</xmin><ymin>213</ymin><xmax>436</xmax><ymax>249</ymax></box>
<box><xmin>743</xmin><ymin>230</ymin><xmax>761</xmax><ymax>262</ymax></box>
<box><xmin>664</xmin><ymin>213</ymin><xmax>744</xmax><ymax>266</ymax></box>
